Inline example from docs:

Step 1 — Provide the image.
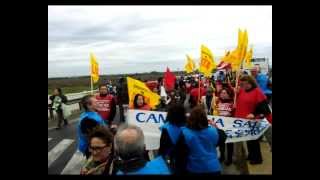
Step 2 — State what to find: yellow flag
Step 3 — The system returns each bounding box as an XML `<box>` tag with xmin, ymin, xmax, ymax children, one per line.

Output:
<box><xmin>239</xmin><ymin>29</ymin><xmax>248</xmax><ymax>62</ymax></box>
<box><xmin>199</xmin><ymin>45</ymin><xmax>216</xmax><ymax>77</ymax></box>
<box><xmin>220</xmin><ymin>50</ymin><xmax>231</xmax><ymax>63</ymax></box>
<box><xmin>237</xmin><ymin>29</ymin><xmax>244</xmax><ymax>50</ymax></box>
<box><xmin>90</xmin><ymin>53</ymin><xmax>99</xmax><ymax>83</ymax></box>
<box><xmin>127</xmin><ymin>77</ymin><xmax>160</xmax><ymax>109</ymax></box>
<box><xmin>228</xmin><ymin>49</ymin><xmax>241</xmax><ymax>70</ymax></box>
<box><xmin>244</xmin><ymin>47</ymin><xmax>253</xmax><ymax>69</ymax></box>
<box><xmin>185</xmin><ymin>55</ymin><xmax>196</xmax><ymax>73</ymax></box>
<box><xmin>227</xmin><ymin>29</ymin><xmax>249</xmax><ymax>71</ymax></box>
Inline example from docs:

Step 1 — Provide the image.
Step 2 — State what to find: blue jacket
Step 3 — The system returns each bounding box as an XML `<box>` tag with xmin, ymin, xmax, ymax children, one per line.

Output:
<box><xmin>117</xmin><ymin>156</ymin><xmax>171</xmax><ymax>175</ymax></box>
<box><xmin>256</xmin><ymin>73</ymin><xmax>272</xmax><ymax>95</ymax></box>
<box><xmin>77</xmin><ymin>111</ymin><xmax>106</xmax><ymax>154</ymax></box>
<box><xmin>160</xmin><ymin>122</ymin><xmax>183</xmax><ymax>145</ymax></box>
<box><xmin>181</xmin><ymin>126</ymin><xmax>221</xmax><ymax>173</ymax></box>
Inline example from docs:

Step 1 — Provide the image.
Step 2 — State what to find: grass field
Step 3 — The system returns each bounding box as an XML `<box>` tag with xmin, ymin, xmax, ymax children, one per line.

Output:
<box><xmin>48</xmin><ymin>71</ymin><xmax>186</xmax><ymax>95</ymax></box>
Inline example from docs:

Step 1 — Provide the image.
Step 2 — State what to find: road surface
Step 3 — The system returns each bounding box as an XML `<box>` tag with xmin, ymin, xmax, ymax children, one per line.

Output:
<box><xmin>48</xmin><ymin>97</ymin><xmax>271</xmax><ymax>175</ymax></box>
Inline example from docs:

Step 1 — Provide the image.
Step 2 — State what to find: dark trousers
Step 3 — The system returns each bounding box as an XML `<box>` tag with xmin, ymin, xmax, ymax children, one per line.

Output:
<box><xmin>266</xmin><ymin>94</ymin><xmax>272</xmax><ymax>107</ymax></box>
<box><xmin>118</xmin><ymin>103</ymin><xmax>125</xmax><ymax>123</ymax></box>
<box><xmin>247</xmin><ymin>139</ymin><xmax>263</xmax><ymax>162</ymax></box>
<box><xmin>56</xmin><ymin>109</ymin><xmax>68</xmax><ymax>128</ymax></box>
<box><xmin>49</xmin><ymin>108</ymin><xmax>54</xmax><ymax>120</ymax></box>
<box><xmin>264</xmin><ymin>126</ymin><xmax>272</xmax><ymax>151</ymax></box>
<box><xmin>220</xmin><ymin>143</ymin><xmax>234</xmax><ymax>161</ymax></box>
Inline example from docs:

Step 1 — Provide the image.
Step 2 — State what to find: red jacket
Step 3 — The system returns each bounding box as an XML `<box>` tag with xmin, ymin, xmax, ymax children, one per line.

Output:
<box><xmin>235</xmin><ymin>88</ymin><xmax>271</xmax><ymax>123</ymax></box>
<box><xmin>95</xmin><ymin>94</ymin><xmax>116</xmax><ymax>122</ymax></box>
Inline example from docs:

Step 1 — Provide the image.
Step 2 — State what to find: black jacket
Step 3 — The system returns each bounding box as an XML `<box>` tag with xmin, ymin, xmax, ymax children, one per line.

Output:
<box><xmin>159</xmin><ymin>128</ymin><xmax>182</xmax><ymax>173</ymax></box>
<box><xmin>51</xmin><ymin>94</ymin><xmax>68</xmax><ymax>111</ymax></box>
<box><xmin>116</xmin><ymin>82</ymin><xmax>129</xmax><ymax>105</ymax></box>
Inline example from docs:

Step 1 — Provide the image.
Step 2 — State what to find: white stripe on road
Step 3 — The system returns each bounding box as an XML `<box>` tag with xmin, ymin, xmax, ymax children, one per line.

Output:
<box><xmin>48</xmin><ymin>139</ymin><xmax>74</xmax><ymax>168</ymax></box>
<box><xmin>61</xmin><ymin>150</ymin><xmax>86</xmax><ymax>174</ymax></box>
<box><xmin>48</xmin><ymin>118</ymin><xmax>79</xmax><ymax>131</ymax></box>
<box><xmin>48</xmin><ymin>138</ymin><xmax>52</xmax><ymax>142</ymax></box>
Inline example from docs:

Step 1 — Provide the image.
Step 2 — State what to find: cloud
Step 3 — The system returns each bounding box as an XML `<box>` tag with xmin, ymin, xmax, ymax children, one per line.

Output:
<box><xmin>48</xmin><ymin>5</ymin><xmax>272</xmax><ymax>77</ymax></box>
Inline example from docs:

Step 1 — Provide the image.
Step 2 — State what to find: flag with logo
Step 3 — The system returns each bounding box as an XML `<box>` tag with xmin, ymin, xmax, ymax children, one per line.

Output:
<box><xmin>90</xmin><ymin>53</ymin><xmax>99</xmax><ymax>83</ymax></box>
<box><xmin>199</xmin><ymin>45</ymin><xmax>216</xmax><ymax>77</ymax></box>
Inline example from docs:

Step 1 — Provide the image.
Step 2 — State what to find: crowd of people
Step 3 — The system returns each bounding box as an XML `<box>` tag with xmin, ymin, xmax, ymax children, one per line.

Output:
<box><xmin>49</xmin><ymin>64</ymin><xmax>272</xmax><ymax>175</ymax></box>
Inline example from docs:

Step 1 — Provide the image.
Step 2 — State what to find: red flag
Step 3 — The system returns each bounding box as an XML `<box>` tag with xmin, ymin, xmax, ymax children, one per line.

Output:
<box><xmin>163</xmin><ymin>67</ymin><xmax>176</xmax><ymax>91</ymax></box>
<box><xmin>217</xmin><ymin>61</ymin><xmax>232</xmax><ymax>70</ymax></box>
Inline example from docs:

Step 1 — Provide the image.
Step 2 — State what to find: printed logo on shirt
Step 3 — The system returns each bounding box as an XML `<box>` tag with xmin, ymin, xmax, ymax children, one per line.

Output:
<box><xmin>218</xmin><ymin>103</ymin><xmax>233</xmax><ymax>116</ymax></box>
<box><xmin>96</xmin><ymin>100</ymin><xmax>110</xmax><ymax>112</ymax></box>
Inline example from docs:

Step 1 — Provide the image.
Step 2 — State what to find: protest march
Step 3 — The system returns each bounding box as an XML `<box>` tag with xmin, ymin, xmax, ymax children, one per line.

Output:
<box><xmin>48</xmin><ymin>6</ymin><xmax>272</xmax><ymax>175</ymax></box>
<box><xmin>49</xmin><ymin>27</ymin><xmax>272</xmax><ymax>175</ymax></box>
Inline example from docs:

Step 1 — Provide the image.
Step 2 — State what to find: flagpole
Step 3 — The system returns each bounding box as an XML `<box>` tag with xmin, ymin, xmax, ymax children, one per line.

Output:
<box><xmin>90</xmin><ymin>53</ymin><xmax>93</xmax><ymax>95</ymax></box>
<box><xmin>198</xmin><ymin>73</ymin><xmax>201</xmax><ymax>104</ymax></box>
<box><xmin>90</xmin><ymin>56</ymin><xmax>93</xmax><ymax>95</ymax></box>
<box><xmin>208</xmin><ymin>90</ymin><xmax>214</xmax><ymax>115</ymax></box>
<box><xmin>233</xmin><ymin>70</ymin><xmax>239</xmax><ymax>105</ymax></box>
<box><xmin>91</xmin><ymin>76</ymin><xmax>93</xmax><ymax>95</ymax></box>
<box><xmin>233</xmin><ymin>59</ymin><xmax>245</xmax><ymax>105</ymax></box>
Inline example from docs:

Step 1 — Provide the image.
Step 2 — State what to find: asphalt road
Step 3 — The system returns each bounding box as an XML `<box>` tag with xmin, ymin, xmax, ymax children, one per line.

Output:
<box><xmin>48</xmin><ymin>104</ymin><xmax>123</xmax><ymax>174</ymax></box>
<box><xmin>48</xmin><ymin>96</ymin><xmax>271</xmax><ymax>175</ymax></box>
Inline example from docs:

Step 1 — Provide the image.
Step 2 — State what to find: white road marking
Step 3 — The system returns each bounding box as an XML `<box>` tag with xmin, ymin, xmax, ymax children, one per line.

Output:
<box><xmin>61</xmin><ymin>150</ymin><xmax>86</xmax><ymax>174</ymax></box>
<box><xmin>48</xmin><ymin>139</ymin><xmax>74</xmax><ymax>168</ymax></box>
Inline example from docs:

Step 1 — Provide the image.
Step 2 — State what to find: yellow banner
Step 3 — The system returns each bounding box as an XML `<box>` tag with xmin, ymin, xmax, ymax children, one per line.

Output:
<box><xmin>127</xmin><ymin>77</ymin><xmax>160</xmax><ymax>109</ymax></box>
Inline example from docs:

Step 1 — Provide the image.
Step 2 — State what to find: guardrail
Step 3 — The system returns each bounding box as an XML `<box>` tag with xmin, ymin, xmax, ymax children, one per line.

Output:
<box><xmin>48</xmin><ymin>90</ymin><xmax>98</xmax><ymax>120</ymax></box>
<box><xmin>48</xmin><ymin>90</ymin><xmax>98</xmax><ymax>103</ymax></box>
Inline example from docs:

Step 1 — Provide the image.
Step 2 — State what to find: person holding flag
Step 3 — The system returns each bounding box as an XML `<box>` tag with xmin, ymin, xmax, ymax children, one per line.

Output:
<box><xmin>189</xmin><ymin>81</ymin><xmax>206</xmax><ymax>109</ymax></box>
<box><xmin>234</xmin><ymin>75</ymin><xmax>272</xmax><ymax>164</ymax></box>
<box><xmin>132</xmin><ymin>94</ymin><xmax>151</xmax><ymax>111</ymax></box>
<box><xmin>192</xmin><ymin>45</ymin><xmax>216</xmax><ymax>106</ymax></box>
<box><xmin>127</xmin><ymin>77</ymin><xmax>160</xmax><ymax>110</ymax></box>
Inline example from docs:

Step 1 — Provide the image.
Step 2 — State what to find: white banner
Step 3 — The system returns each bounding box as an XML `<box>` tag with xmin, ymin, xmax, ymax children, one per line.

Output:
<box><xmin>127</xmin><ymin>109</ymin><xmax>270</xmax><ymax>150</ymax></box>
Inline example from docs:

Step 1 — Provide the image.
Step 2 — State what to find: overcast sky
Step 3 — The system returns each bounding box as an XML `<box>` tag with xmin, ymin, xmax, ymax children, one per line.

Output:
<box><xmin>48</xmin><ymin>6</ymin><xmax>272</xmax><ymax>78</ymax></box>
